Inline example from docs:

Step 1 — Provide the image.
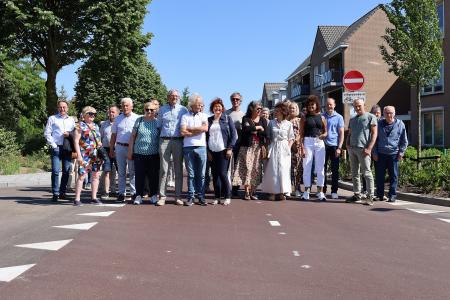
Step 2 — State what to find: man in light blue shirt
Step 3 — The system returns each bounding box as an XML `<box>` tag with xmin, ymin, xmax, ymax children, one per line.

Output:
<box><xmin>322</xmin><ymin>98</ymin><xmax>344</xmax><ymax>199</ymax></box>
<box><xmin>157</xmin><ymin>89</ymin><xmax>188</xmax><ymax>206</ymax></box>
<box><xmin>44</xmin><ymin>100</ymin><xmax>76</xmax><ymax>202</ymax></box>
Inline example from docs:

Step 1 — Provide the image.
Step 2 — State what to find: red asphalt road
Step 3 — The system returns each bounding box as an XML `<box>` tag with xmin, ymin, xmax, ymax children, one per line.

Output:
<box><xmin>1</xmin><ymin>198</ymin><xmax>450</xmax><ymax>299</ymax></box>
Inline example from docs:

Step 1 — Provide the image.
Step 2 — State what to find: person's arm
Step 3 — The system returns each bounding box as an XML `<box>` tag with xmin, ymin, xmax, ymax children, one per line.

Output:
<box><xmin>336</xmin><ymin>124</ymin><xmax>344</xmax><ymax>158</ymax></box>
<box><xmin>44</xmin><ymin>116</ymin><xmax>57</xmax><ymax>149</ymax></box>
<box><xmin>364</xmin><ymin>123</ymin><xmax>378</xmax><ymax>156</ymax></box>
<box><xmin>127</xmin><ymin>130</ymin><xmax>136</xmax><ymax>161</ymax></box>
<box><xmin>288</xmin><ymin>122</ymin><xmax>294</xmax><ymax>148</ymax></box>
<box><xmin>73</xmin><ymin>127</ymin><xmax>83</xmax><ymax>166</ymax></box>
<box><xmin>346</xmin><ymin>128</ymin><xmax>351</xmax><ymax>149</ymax></box>
<box><xmin>109</xmin><ymin>133</ymin><xmax>116</xmax><ymax>157</ymax></box>
<box><xmin>319</xmin><ymin>116</ymin><xmax>327</xmax><ymax>140</ymax></box>
<box><xmin>398</xmin><ymin>122</ymin><xmax>408</xmax><ymax>160</ymax></box>
<box><xmin>242</xmin><ymin>117</ymin><xmax>257</xmax><ymax>134</ymax></box>
<box><xmin>299</xmin><ymin>117</ymin><xmax>306</xmax><ymax>157</ymax></box>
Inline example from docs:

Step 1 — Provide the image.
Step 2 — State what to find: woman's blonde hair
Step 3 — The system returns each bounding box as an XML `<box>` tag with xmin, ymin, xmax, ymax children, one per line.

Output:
<box><xmin>81</xmin><ymin>106</ymin><xmax>96</xmax><ymax>115</ymax></box>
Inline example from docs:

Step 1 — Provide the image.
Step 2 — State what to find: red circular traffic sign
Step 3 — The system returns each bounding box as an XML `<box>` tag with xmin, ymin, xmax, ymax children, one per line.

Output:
<box><xmin>343</xmin><ymin>70</ymin><xmax>365</xmax><ymax>91</ymax></box>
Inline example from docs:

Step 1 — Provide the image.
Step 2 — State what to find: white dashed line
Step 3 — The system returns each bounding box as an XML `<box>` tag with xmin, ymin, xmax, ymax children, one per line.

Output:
<box><xmin>437</xmin><ymin>218</ymin><xmax>450</xmax><ymax>223</ymax></box>
<box><xmin>266</xmin><ymin>213</ymin><xmax>272</xmax><ymax>216</ymax></box>
<box><xmin>278</xmin><ymin>232</ymin><xmax>287</xmax><ymax>235</ymax></box>
<box><xmin>0</xmin><ymin>264</ymin><xmax>35</xmax><ymax>282</ymax></box>
<box><xmin>77</xmin><ymin>211</ymin><xmax>115</xmax><ymax>217</ymax></box>
<box><xmin>301</xmin><ymin>265</ymin><xmax>311</xmax><ymax>269</ymax></box>
<box><xmin>53</xmin><ymin>222</ymin><xmax>98</xmax><ymax>230</ymax></box>
<box><xmin>256</xmin><ymin>201</ymin><xmax>262</xmax><ymax>204</ymax></box>
<box><xmin>387</xmin><ymin>200</ymin><xmax>414</xmax><ymax>206</ymax></box>
<box><xmin>15</xmin><ymin>239</ymin><xmax>73</xmax><ymax>251</ymax></box>
<box><xmin>292</xmin><ymin>251</ymin><xmax>300</xmax><ymax>257</ymax></box>
<box><xmin>269</xmin><ymin>221</ymin><xmax>281</xmax><ymax>227</ymax></box>
<box><xmin>407</xmin><ymin>208</ymin><xmax>445</xmax><ymax>214</ymax></box>
<box><xmin>99</xmin><ymin>203</ymin><xmax>126</xmax><ymax>207</ymax></box>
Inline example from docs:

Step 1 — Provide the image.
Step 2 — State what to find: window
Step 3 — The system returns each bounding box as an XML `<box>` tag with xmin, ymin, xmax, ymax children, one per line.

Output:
<box><xmin>437</xmin><ymin>1</ymin><xmax>444</xmax><ymax>34</ymax></box>
<box><xmin>423</xmin><ymin>62</ymin><xmax>444</xmax><ymax>94</ymax></box>
<box><xmin>423</xmin><ymin>110</ymin><xmax>444</xmax><ymax>146</ymax></box>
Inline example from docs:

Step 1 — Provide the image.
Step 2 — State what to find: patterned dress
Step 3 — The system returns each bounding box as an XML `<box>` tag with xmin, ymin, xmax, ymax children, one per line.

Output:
<box><xmin>76</xmin><ymin>121</ymin><xmax>102</xmax><ymax>175</ymax></box>
<box><xmin>290</xmin><ymin>117</ymin><xmax>303</xmax><ymax>189</ymax></box>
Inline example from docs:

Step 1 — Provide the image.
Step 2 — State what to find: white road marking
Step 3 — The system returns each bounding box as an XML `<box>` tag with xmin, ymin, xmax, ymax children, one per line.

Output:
<box><xmin>15</xmin><ymin>239</ymin><xmax>73</xmax><ymax>251</ymax></box>
<box><xmin>53</xmin><ymin>222</ymin><xmax>98</xmax><ymax>230</ymax></box>
<box><xmin>269</xmin><ymin>221</ymin><xmax>281</xmax><ymax>227</ymax></box>
<box><xmin>266</xmin><ymin>213</ymin><xmax>272</xmax><ymax>216</ymax></box>
<box><xmin>292</xmin><ymin>251</ymin><xmax>300</xmax><ymax>257</ymax></box>
<box><xmin>0</xmin><ymin>264</ymin><xmax>35</xmax><ymax>282</ymax></box>
<box><xmin>77</xmin><ymin>211</ymin><xmax>115</xmax><ymax>217</ymax></box>
<box><xmin>256</xmin><ymin>201</ymin><xmax>262</xmax><ymax>204</ymax></box>
<box><xmin>278</xmin><ymin>232</ymin><xmax>287</xmax><ymax>235</ymax></box>
<box><xmin>301</xmin><ymin>265</ymin><xmax>311</xmax><ymax>269</ymax></box>
<box><xmin>437</xmin><ymin>218</ymin><xmax>450</xmax><ymax>223</ymax></box>
<box><xmin>387</xmin><ymin>200</ymin><xmax>414</xmax><ymax>206</ymax></box>
<box><xmin>166</xmin><ymin>250</ymin><xmax>172</xmax><ymax>253</ymax></box>
<box><xmin>99</xmin><ymin>203</ymin><xmax>126</xmax><ymax>207</ymax></box>
<box><xmin>407</xmin><ymin>208</ymin><xmax>445</xmax><ymax>214</ymax></box>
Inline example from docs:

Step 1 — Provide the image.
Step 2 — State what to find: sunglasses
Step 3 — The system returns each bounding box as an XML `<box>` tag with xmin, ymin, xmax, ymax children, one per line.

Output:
<box><xmin>231</xmin><ymin>98</ymin><xmax>241</xmax><ymax>101</ymax></box>
<box><xmin>87</xmin><ymin>112</ymin><xmax>96</xmax><ymax>117</ymax></box>
<box><xmin>145</xmin><ymin>108</ymin><xmax>156</xmax><ymax>112</ymax></box>
<box><xmin>256</xmin><ymin>108</ymin><xmax>262</xmax><ymax>111</ymax></box>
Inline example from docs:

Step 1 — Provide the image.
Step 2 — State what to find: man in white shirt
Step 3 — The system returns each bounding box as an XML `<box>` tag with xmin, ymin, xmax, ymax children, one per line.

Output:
<box><xmin>180</xmin><ymin>93</ymin><xmax>208</xmax><ymax>206</ymax></box>
<box><xmin>44</xmin><ymin>100</ymin><xmax>76</xmax><ymax>202</ymax></box>
<box><xmin>110</xmin><ymin>98</ymin><xmax>139</xmax><ymax>202</ymax></box>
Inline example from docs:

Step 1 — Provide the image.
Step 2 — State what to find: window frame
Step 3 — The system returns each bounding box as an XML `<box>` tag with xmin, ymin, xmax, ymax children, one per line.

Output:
<box><xmin>422</xmin><ymin>108</ymin><xmax>445</xmax><ymax>147</ymax></box>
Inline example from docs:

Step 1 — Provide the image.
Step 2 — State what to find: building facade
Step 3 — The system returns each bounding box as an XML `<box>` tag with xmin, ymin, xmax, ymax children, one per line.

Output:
<box><xmin>261</xmin><ymin>83</ymin><xmax>287</xmax><ymax>109</ymax></box>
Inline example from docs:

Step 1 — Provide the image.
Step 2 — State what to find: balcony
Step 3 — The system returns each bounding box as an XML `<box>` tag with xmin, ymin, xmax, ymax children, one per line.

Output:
<box><xmin>313</xmin><ymin>69</ymin><xmax>342</xmax><ymax>91</ymax></box>
<box><xmin>290</xmin><ymin>84</ymin><xmax>310</xmax><ymax>99</ymax></box>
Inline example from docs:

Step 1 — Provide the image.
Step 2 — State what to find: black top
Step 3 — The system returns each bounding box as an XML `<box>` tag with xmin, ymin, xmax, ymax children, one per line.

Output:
<box><xmin>240</xmin><ymin>117</ymin><xmax>268</xmax><ymax>147</ymax></box>
<box><xmin>304</xmin><ymin>114</ymin><xmax>323</xmax><ymax>137</ymax></box>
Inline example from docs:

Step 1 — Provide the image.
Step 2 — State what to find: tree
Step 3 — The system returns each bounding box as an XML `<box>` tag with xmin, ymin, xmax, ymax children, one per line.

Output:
<box><xmin>0</xmin><ymin>0</ymin><xmax>96</xmax><ymax>115</ymax></box>
<box><xmin>181</xmin><ymin>87</ymin><xmax>190</xmax><ymax>107</ymax></box>
<box><xmin>380</xmin><ymin>0</ymin><xmax>443</xmax><ymax>164</ymax></box>
<box><xmin>75</xmin><ymin>0</ymin><xmax>166</xmax><ymax>115</ymax></box>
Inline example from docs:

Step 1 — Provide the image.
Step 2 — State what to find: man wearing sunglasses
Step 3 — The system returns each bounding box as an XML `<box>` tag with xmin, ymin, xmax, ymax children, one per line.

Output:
<box><xmin>44</xmin><ymin>100</ymin><xmax>76</xmax><ymax>202</ymax></box>
<box><xmin>109</xmin><ymin>97</ymin><xmax>139</xmax><ymax>202</ymax></box>
<box><xmin>225</xmin><ymin>92</ymin><xmax>245</xmax><ymax>197</ymax></box>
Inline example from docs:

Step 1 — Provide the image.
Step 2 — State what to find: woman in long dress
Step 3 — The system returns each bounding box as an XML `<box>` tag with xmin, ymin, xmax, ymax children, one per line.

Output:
<box><xmin>262</xmin><ymin>101</ymin><xmax>294</xmax><ymax>200</ymax></box>
<box><xmin>287</xmin><ymin>102</ymin><xmax>303</xmax><ymax>197</ymax></box>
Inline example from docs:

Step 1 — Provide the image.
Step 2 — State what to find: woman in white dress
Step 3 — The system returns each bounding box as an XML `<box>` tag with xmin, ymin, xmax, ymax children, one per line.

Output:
<box><xmin>262</xmin><ymin>101</ymin><xmax>294</xmax><ymax>200</ymax></box>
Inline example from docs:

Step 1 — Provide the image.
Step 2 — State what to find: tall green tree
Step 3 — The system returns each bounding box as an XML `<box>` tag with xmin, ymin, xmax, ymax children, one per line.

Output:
<box><xmin>181</xmin><ymin>87</ymin><xmax>190</xmax><ymax>107</ymax></box>
<box><xmin>75</xmin><ymin>0</ymin><xmax>166</xmax><ymax>114</ymax></box>
<box><xmin>0</xmin><ymin>0</ymin><xmax>96</xmax><ymax>115</ymax></box>
<box><xmin>380</xmin><ymin>0</ymin><xmax>443</xmax><ymax>162</ymax></box>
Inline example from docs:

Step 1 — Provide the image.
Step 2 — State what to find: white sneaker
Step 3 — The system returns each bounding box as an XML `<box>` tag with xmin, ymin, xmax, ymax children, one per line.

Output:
<box><xmin>223</xmin><ymin>198</ymin><xmax>231</xmax><ymax>206</ymax></box>
<box><xmin>167</xmin><ymin>180</ymin><xmax>175</xmax><ymax>187</ymax></box>
<box><xmin>133</xmin><ymin>195</ymin><xmax>142</xmax><ymax>205</ymax></box>
<box><xmin>316</xmin><ymin>192</ymin><xmax>326</xmax><ymax>201</ymax></box>
<box><xmin>100</xmin><ymin>194</ymin><xmax>109</xmax><ymax>201</ymax></box>
<box><xmin>156</xmin><ymin>198</ymin><xmax>165</xmax><ymax>206</ymax></box>
<box><xmin>302</xmin><ymin>191</ymin><xmax>310</xmax><ymax>200</ymax></box>
<box><xmin>210</xmin><ymin>199</ymin><xmax>219</xmax><ymax>205</ymax></box>
<box><xmin>295</xmin><ymin>190</ymin><xmax>302</xmax><ymax>197</ymax></box>
<box><xmin>331</xmin><ymin>193</ymin><xmax>339</xmax><ymax>199</ymax></box>
<box><xmin>175</xmin><ymin>199</ymin><xmax>184</xmax><ymax>206</ymax></box>
<box><xmin>285</xmin><ymin>192</ymin><xmax>291</xmax><ymax>197</ymax></box>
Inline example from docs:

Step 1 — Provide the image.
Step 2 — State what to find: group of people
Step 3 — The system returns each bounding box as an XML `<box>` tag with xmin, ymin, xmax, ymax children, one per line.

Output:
<box><xmin>44</xmin><ymin>89</ymin><xmax>408</xmax><ymax>207</ymax></box>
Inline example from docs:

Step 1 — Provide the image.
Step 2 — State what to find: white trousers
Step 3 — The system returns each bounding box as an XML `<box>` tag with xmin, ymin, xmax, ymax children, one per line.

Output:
<box><xmin>302</xmin><ymin>137</ymin><xmax>326</xmax><ymax>187</ymax></box>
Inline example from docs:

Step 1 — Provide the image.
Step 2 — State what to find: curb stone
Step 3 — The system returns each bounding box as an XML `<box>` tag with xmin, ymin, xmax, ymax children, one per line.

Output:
<box><xmin>0</xmin><ymin>172</ymin><xmax>51</xmax><ymax>188</ymax></box>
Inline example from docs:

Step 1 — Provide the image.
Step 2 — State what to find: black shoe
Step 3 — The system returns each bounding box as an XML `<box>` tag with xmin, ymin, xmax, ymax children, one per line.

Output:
<box><xmin>345</xmin><ymin>195</ymin><xmax>360</xmax><ymax>203</ymax></box>
<box><xmin>184</xmin><ymin>199</ymin><xmax>194</xmax><ymax>206</ymax></box>
<box><xmin>388</xmin><ymin>196</ymin><xmax>396</xmax><ymax>202</ymax></box>
<box><xmin>58</xmin><ymin>193</ymin><xmax>66</xmax><ymax>200</ymax></box>
<box><xmin>131</xmin><ymin>194</ymin><xmax>137</xmax><ymax>201</ymax></box>
<box><xmin>91</xmin><ymin>199</ymin><xmax>103</xmax><ymax>205</ymax></box>
<box><xmin>52</xmin><ymin>194</ymin><xmax>58</xmax><ymax>202</ymax></box>
<box><xmin>117</xmin><ymin>194</ymin><xmax>125</xmax><ymax>202</ymax></box>
<box><xmin>199</xmin><ymin>200</ymin><xmax>208</xmax><ymax>206</ymax></box>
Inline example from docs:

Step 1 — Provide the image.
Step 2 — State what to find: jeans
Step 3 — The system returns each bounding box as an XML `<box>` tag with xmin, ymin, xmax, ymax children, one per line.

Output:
<box><xmin>115</xmin><ymin>144</ymin><xmax>135</xmax><ymax>195</ymax></box>
<box><xmin>302</xmin><ymin>137</ymin><xmax>326</xmax><ymax>187</ymax></box>
<box><xmin>324</xmin><ymin>145</ymin><xmax>340</xmax><ymax>194</ymax></box>
<box><xmin>134</xmin><ymin>153</ymin><xmax>160</xmax><ymax>197</ymax></box>
<box><xmin>50</xmin><ymin>146</ymin><xmax>72</xmax><ymax>196</ymax></box>
<box><xmin>348</xmin><ymin>147</ymin><xmax>374</xmax><ymax>197</ymax></box>
<box><xmin>184</xmin><ymin>146</ymin><xmax>207</xmax><ymax>201</ymax></box>
<box><xmin>375</xmin><ymin>153</ymin><xmax>398</xmax><ymax>198</ymax></box>
<box><xmin>211</xmin><ymin>150</ymin><xmax>231</xmax><ymax>199</ymax></box>
<box><xmin>159</xmin><ymin>138</ymin><xmax>184</xmax><ymax>198</ymax></box>
<box><xmin>99</xmin><ymin>147</ymin><xmax>117</xmax><ymax>194</ymax></box>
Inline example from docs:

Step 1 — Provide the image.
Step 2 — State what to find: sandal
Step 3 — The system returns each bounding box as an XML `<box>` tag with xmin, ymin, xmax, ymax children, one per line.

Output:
<box><xmin>250</xmin><ymin>194</ymin><xmax>258</xmax><ymax>200</ymax></box>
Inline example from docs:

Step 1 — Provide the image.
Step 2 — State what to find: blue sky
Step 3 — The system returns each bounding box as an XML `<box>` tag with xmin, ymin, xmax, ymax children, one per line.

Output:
<box><xmin>57</xmin><ymin>0</ymin><xmax>390</xmax><ymax>110</ymax></box>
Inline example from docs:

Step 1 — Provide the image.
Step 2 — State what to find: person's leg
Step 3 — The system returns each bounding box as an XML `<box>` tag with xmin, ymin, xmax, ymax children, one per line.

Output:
<box><xmin>149</xmin><ymin>154</ymin><xmax>160</xmax><ymax>198</ymax></box>
<box><xmin>110</xmin><ymin>156</ymin><xmax>117</xmax><ymax>194</ymax></box>
<box><xmin>231</xmin><ymin>144</ymin><xmax>240</xmax><ymax>196</ymax></box>
<box><xmin>158</xmin><ymin>139</ymin><xmax>170</xmax><ymax>199</ymax></box>
<box><xmin>115</xmin><ymin>145</ymin><xmax>128</xmax><ymax>197</ymax></box>
<box><xmin>211</xmin><ymin>151</ymin><xmax>221</xmax><ymax>199</ymax></box>
<box><xmin>75</xmin><ymin>172</ymin><xmax>86</xmax><ymax>202</ymax></box>
<box><xmin>359</xmin><ymin>150</ymin><xmax>374</xmax><ymax>201</ymax></box>
<box><xmin>91</xmin><ymin>170</ymin><xmax>100</xmax><ymax>200</ymax></box>
<box><xmin>218</xmin><ymin>150</ymin><xmax>231</xmax><ymax>200</ymax></box>
<box><xmin>50</xmin><ymin>147</ymin><xmax>62</xmax><ymax>198</ymax></box>
<box><xmin>375</xmin><ymin>155</ymin><xmax>386</xmax><ymax>198</ymax></box>
<box><xmin>314</xmin><ymin>140</ymin><xmax>326</xmax><ymax>189</ymax></box>
<box><xmin>127</xmin><ymin>155</ymin><xmax>135</xmax><ymax>196</ymax></box>
<box><xmin>172</xmin><ymin>139</ymin><xmax>184</xmax><ymax>199</ymax></box>
<box><xmin>330</xmin><ymin>147</ymin><xmax>340</xmax><ymax>194</ymax></box>
<box><xmin>302</xmin><ymin>138</ymin><xmax>314</xmax><ymax>190</ymax></box>
<box><xmin>195</xmin><ymin>146</ymin><xmax>207</xmax><ymax>202</ymax></box>
<box><xmin>183</xmin><ymin>147</ymin><xmax>195</xmax><ymax>202</ymax></box>
<box><xmin>349</xmin><ymin>148</ymin><xmax>362</xmax><ymax>195</ymax></box>
<box><xmin>387</xmin><ymin>154</ymin><xmax>398</xmax><ymax>200</ymax></box>
<box><xmin>59</xmin><ymin>151</ymin><xmax>72</xmax><ymax>195</ymax></box>
<box><xmin>133</xmin><ymin>154</ymin><xmax>145</xmax><ymax>197</ymax></box>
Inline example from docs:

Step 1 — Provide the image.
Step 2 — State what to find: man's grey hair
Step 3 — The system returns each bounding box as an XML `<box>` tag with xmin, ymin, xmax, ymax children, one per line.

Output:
<box><xmin>383</xmin><ymin>105</ymin><xmax>396</xmax><ymax>113</ymax></box>
<box><xmin>188</xmin><ymin>93</ymin><xmax>203</xmax><ymax>109</ymax></box>
<box><xmin>370</xmin><ymin>104</ymin><xmax>381</xmax><ymax>114</ymax></box>
<box><xmin>167</xmin><ymin>89</ymin><xmax>179</xmax><ymax>97</ymax></box>
<box><xmin>353</xmin><ymin>98</ymin><xmax>365</xmax><ymax>106</ymax></box>
<box><xmin>120</xmin><ymin>97</ymin><xmax>133</xmax><ymax>106</ymax></box>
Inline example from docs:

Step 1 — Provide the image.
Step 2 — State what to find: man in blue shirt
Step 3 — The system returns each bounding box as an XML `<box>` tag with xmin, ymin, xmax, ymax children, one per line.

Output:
<box><xmin>372</xmin><ymin>106</ymin><xmax>408</xmax><ymax>202</ymax></box>
<box><xmin>323</xmin><ymin>98</ymin><xmax>344</xmax><ymax>199</ymax></box>
<box><xmin>157</xmin><ymin>89</ymin><xmax>188</xmax><ymax>206</ymax></box>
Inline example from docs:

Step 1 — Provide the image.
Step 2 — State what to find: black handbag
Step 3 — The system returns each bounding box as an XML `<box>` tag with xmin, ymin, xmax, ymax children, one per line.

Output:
<box><xmin>97</xmin><ymin>146</ymin><xmax>108</xmax><ymax>161</ymax></box>
<box><xmin>62</xmin><ymin>135</ymin><xmax>77</xmax><ymax>159</ymax></box>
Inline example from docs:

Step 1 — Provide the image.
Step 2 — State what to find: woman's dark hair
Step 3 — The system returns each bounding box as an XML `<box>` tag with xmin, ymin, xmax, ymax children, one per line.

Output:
<box><xmin>305</xmin><ymin>95</ymin><xmax>321</xmax><ymax>114</ymax></box>
<box><xmin>245</xmin><ymin>100</ymin><xmax>262</xmax><ymax>118</ymax></box>
<box><xmin>209</xmin><ymin>97</ymin><xmax>225</xmax><ymax>113</ymax></box>
<box><xmin>274</xmin><ymin>101</ymin><xmax>290</xmax><ymax>118</ymax></box>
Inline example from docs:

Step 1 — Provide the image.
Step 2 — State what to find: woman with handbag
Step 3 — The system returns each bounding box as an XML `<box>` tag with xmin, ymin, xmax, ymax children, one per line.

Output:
<box><xmin>206</xmin><ymin>97</ymin><xmax>237</xmax><ymax>205</ymax></box>
<box><xmin>232</xmin><ymin>101</ymin><xmax>267</xmax><ymax>200</ymax></box>
<box><xmin>73</xmin><ymin>106</ymin><xmax>103</xmax><ymax>206</ymax></box>
<box><xmin>127</xmin><ymin>101</ymin><xmax>160</xmax><ymax>205</ymax></box>
<box><xmin>262</xmin><ymin>101</ymin><xmax>294</xmax><ymax>200</ymax></box>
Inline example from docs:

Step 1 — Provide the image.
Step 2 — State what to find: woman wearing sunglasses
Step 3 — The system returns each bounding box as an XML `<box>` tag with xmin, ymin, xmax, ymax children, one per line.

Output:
<box><xmin>127</xmin><ymin>101</ymin><xmax>160</xmax><ymax>205</ymax></box>
<box><xmin>73</xmin><ymin>106</ymin><xmax>103</xmax><ymax>206</ymax></box>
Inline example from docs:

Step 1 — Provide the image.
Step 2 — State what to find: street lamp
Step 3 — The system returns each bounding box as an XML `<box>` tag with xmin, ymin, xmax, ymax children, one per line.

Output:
<box><xmin>315</xmin><ymin>74</ymin><xmax>325</xmax><ymax>109</ymax></box>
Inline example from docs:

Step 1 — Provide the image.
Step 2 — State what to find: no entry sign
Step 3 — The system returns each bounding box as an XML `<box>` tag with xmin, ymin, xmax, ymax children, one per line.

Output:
<box><xmin>343</xmin><ymin>70</ymin><xmax>365</xmax><ymax>91</ymax></box>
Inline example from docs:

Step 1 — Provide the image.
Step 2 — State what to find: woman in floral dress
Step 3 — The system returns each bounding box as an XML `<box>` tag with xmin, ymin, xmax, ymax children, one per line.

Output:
<box><xmin>73</xmin><ymin>106</ymin><xmax>103</xmax><ymax>206</ymax></box>
<box><xmin>288</xmin><ymin>102</ymin><xmax>304</xmax><ymax>197</ymax></box>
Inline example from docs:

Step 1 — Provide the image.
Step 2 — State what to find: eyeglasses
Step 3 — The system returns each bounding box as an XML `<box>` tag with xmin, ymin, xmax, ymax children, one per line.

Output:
<box><xmin>256</xmin><ymin>108</ymin><xmax>262</xmax><ymax>111</ymax></box>
<box><xmin>145</xmin><ymin>108</ymin><xmax>156</xmax><ymax>112</ymax></box>
<box><xmin>231</xmin><ymin>98</ymin><xmax>241</xmax><ymax>101</ymax></box>
<box><xmin>87</xmin><ymin>112</ymin><xmax>96</xmax><ymax>117</ymax></box>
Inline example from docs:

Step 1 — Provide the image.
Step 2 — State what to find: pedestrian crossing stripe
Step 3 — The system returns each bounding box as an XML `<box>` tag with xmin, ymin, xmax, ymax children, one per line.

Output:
<box><xmin>407</xmin><ymin>208</ymin><xmax>445</xmax><ymax>214</ymax></box>
<box><xmin>437</xmin><ymin>218</ymin><xmax>450</xmax><ymax>223</ymax></box>
<box><xmin>77</xmin><ymin>211</ymin><xmax>115</xmax><ymax>217</ymax></box>
<box><xmin>0</xmin><ymin>264</ymin><xmax>35</xmax><ymax>282</ymax></box>
<box><xmin>53</xmin><ymin>222</ymin><xmax>98</xmax><ymax>230</ymax></box>
<box><xmin>15</xmin><ymin>239</ymin><xmax>73</xmax><ymax>251</ymax></box>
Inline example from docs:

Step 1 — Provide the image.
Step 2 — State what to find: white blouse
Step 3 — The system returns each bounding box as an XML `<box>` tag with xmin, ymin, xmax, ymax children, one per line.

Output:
<box><xmin>208</xmin><ymin>121</ymin><xmax>225</xmax><ymax>152</ymax></box>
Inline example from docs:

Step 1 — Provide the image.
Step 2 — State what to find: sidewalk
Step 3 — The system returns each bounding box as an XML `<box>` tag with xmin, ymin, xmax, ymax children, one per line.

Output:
<box><xmin>0</xmin><ymin>172</ymin><xmax>51</xmax><ymax>188</ymax></box>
